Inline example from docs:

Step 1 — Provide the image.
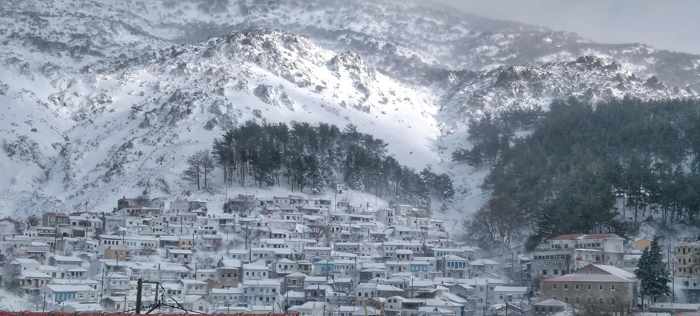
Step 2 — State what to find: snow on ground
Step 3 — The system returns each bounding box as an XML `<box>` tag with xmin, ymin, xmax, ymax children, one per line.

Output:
<box><xmin>0</xmin><ymin>30</ymin><xmax>440</xmax><ymax>215</ymax></box>
<box><xmin>0</xmin><ymin>289</ymin><xmax>33</xmax><ymax>311</ymax></box>
<box><xmin>187</xmin><ymin>185</ymin><xmax>389</xmax><ymax>216</ymax></box>
<box><xmin>433</xmin><ymin>162</ymin><xmax>490</xmax><ymax>238</ymax></box>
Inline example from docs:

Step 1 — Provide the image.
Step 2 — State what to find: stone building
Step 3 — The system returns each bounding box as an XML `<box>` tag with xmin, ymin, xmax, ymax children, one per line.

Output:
<box><xmin>674</xmin><ymin>241</ymin><xmax>700</xmax><ymax>302</ymax></box>
<box><xmin>539</xmin><ymin>264</ymin><xmax>636</xmax><ymax>315</ymax></box>
<box><xmin>532</xmin><ymin>234</ymin><xmax>625</xmax><ymax>279</ymax></box>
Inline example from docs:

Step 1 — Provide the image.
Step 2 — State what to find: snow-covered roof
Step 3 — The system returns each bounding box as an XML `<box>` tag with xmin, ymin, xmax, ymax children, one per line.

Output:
<box><xmin>551</xmin><ymin>233</ymin><xmax>622</xmax><ymax>241</ymax></box>
<box><xmin>12</xmin><ymin>258</ymin><xmax>40</xmax><ymax>265</ymax></box>
<box><xmin>243</xmin><ymin>279</ymin><xmax>281</xmax><ymax>287</ymax></box>
<box><xmin>50</xmin><ymin>279</ymin><xmax>99</xmax><ymax>286</ymax></box>
<box><xmin>62</xmin><ymin>303</ymin><xmax>104</xmax><ymax>312</ymax></box>
<box><xmin>51</xmin><ymin>255</ymin><xmax>83</xmax><ymax>262</ymax></box>
<box><xmin>286</xmin><ymin>290</ymin><xmax>305</xmax><ymax>298</ymax></box>
<box><xmin>290</xmin><ymin>301</ymin><xmax>329</xmax><ymax>312</ymax></box>
<box><xmin>286</xmin><ymin>272</ymin><xmax>308</xmax><ymax>278</ymax></box>
<box><xmin>243</xmin><ymin>261</ymin><xmax>269</xmax><ymax>270</ymax></box>
<box><xmin>168</xmin><ymin>249</ymin><xmax>192</xmax><ymax>254</ymax></box>
<box><xmin>305</xmin><ymin>276</ymin><xmax>329</xmax><ymax>283</ymax></box>
<box><xmin>469</xmin><ymin>259</ymin><xmax>498</xmax><ymax>266</ymax></box>
<box><xmin>46</xmin><ymin>284</ymin><xmax>94</xmax><ymax>292</ymax></box>
<box><xmin>20</xmin><ymin>270</ymin><xmax>51</xmax><ymax>279</ymax></box>
<box><xmin>543</xmin><ymin>273</ymin><xmax>633</xmax><ymax>283</ymax></box>
<box><xmin>493</xmin><ymin>286</ymin><xmax>527</xmax><ymax>293</ymax></box>
<box><xmin>180</xmin><ymin>279</ymin><xmax>207</xmax><ymax>285</ymax></box>
<box><xmin>219</xmin><ymin>258</ymin><xmax>242</xmax><ymax>268</ymax></box>
<box><xmin>534</xmin><ymin>298</ymin><xmax>569</xmax><ymax>307</ymax></box>
<box><xmin>589</xmin><ymin>264</ymin><xmax>636</xmax><ymax>280</ymax></box>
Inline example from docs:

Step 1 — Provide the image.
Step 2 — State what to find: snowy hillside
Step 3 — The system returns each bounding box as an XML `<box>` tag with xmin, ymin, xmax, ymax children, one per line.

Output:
<box><xmin>1</xmin><ymin>0</ymin><xmax>699</xmax><ymax>215</ymax></box>
<box><xmin>439</xmin><ymin>56</ymin><xmax>696</xmax><ymax>150</ymax></box>
<box><xmin>0</xmin><ymin>30</ymin><xmax>438</xmax><ymax>213</ymax></box>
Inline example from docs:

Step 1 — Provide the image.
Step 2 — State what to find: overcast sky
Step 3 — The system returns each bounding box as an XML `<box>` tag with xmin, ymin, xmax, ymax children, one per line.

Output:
<box><xmin>431</xmin><ymin>0</ymin><xmax>700</xmax><ymax>54</ymax></box>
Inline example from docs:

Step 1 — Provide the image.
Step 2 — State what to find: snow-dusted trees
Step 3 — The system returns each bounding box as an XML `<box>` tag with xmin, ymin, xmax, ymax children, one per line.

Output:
<box><xmin>211</xmin><ymin>121</ymin><xmax>454</xmax><ymax>206</ymax></box>
<box><xmin>182</xmin><ymin>150</ymin><xmax>215</xmax><ymax>191</ymax></box>
<box><xmin>461</xmin><ymin>98</ymin><xmax>700</xmax><ymax>249</ymax></box>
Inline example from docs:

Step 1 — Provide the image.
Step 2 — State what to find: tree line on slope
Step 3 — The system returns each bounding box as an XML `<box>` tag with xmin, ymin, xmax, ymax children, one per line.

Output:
<box><xmin>457</xmin><ymin>97</ymin><xmax>700</xmax><ymax>249</ymax></box>
<box><xmin>183</xmin><ymin>121</ymin><xmax>454</xmax><ymax>208</ymax></box>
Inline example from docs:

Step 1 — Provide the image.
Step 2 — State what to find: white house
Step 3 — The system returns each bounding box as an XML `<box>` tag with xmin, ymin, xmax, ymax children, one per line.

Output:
<box><xmin>242</xmin><ymin>279</ymin><xmax>281</xmax><ymax>307</ymax></box>
<box><xmin>243</xmin><ymin>261</ymin><xmax>270</xmax><ymax>281</ymax></box>
<box><xmin>43</xmin><ymin>284</ymin><xmax>97</xmax><ymax>305</ymax></box>
<box><xmin>209</xmin><ymin>287</ymin><xmax>243</xmax><ymax>309</ymax></box>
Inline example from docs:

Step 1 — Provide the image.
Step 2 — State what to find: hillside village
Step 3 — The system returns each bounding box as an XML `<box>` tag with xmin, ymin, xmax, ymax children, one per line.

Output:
<box><xmin>0</xmin><ymin>192</ymin><xmax>697</xmax><ymax>316</ymax></box>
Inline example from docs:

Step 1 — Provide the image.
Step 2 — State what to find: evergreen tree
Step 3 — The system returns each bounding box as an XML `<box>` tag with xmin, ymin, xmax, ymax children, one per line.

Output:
<box><xmin>208</xmin><ymin>121</ymin><xmax>453</xmax><ymax>206</ymax></box>
<box><xmin>635</xmin><ymin>237</ymin><xmax>671</xmax><ymax>308</ymax></box>
<box><xmin>466</xmin><ymin>98</ymin><xmax>700</xmax><ymax>247</ymax></box>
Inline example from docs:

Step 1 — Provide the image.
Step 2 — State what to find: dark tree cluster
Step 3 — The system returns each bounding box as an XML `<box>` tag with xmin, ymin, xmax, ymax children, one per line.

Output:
<box><xmin>462</xmin><ymin>97</ymin><xmax>700</xmax><ymax>249</ymax></box>
<box><xmin>205</xmin><ymin>121</ymin><xmax>453</xmax><ymax>207</ymax></box>
<box><xmin>452</xmin><ymin>107</ymin><xmax>543</xmax><ymax>167</ymax></box>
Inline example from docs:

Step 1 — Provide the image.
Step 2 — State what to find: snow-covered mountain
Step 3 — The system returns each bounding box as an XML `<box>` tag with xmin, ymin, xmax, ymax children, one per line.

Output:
<box><xmin>0</xmin><ymin>29</ymin><xmax>438</xmax><ymax>213</ymax></box>
<box><xmin>1</xmin><ymin>0</ymin><xmax>698</xmax><ymax>214</ymax></box>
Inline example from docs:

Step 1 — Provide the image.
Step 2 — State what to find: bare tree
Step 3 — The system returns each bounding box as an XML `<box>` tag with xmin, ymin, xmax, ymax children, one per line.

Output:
<box><xmin>182</xmin><ymin>150</ymin><xmax>215</xmax><ymax>191</ymax></box>
<box><xmin>200</xmin><ymin>151</ymin><xmax>215</xmax><ymax>190</ymax></box>
<box><xmin>183</xmin><ymin>153</ymin><xmax>202</xmax><ymax>190</ymax></box>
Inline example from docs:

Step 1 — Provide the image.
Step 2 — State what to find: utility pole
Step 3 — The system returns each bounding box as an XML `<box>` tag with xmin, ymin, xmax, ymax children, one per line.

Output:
<box><xmin>672</xmin><ymin>252</ymin><xmax>676</xmax><ymax>304</ymax></box>
<box><xmin>245</xmin><ymin>221</ymin><xmax>250</xmax><ymax>250</ymax></box>
<box><xmin>136</xmin><ymin>278</ymin><xmax>143</xmax><ymax>314</ymax></box>
<box><xmin>484</xmin><ymin>279</ymin><xmax>489</xmax><ymax>316</ymax></box>
<box><xmin>99</xmin><ymin>267</ymin><xmax>106</xmax><ymax>302</ymax></box>
<box><xmin>511</xmin><ymin>251</ymin><xmax>515</xmax><ymax>285</ymax></box>
<box><xmin>53</xmin><ymin>224</ymin><xmax>58</xmax><ymax>254</ymax></box>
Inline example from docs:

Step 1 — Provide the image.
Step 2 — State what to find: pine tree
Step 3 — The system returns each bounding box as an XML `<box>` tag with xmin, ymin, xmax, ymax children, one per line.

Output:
<box><xmin>635</xmin><ymin>237</ymin><xmax>671</xmax><ymax>308</ymax></box>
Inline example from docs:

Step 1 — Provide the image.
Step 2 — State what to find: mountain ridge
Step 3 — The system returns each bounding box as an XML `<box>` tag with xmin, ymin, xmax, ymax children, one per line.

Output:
<box><xmin>0</xmin><ymin>0</ymin><xmax>698</xmax><ymax>215</ymax></box>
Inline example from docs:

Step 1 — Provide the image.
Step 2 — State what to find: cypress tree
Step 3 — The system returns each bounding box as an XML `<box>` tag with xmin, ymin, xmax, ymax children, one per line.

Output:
<box><xmin>635</xmin><ymin>237</ymin><xmax>671</xmax><ymax>308</ymax></box>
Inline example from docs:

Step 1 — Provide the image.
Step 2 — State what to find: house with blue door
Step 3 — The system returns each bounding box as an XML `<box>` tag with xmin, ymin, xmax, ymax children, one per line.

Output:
<box><xmin>442</xmin><ymin>255</ymin><xmax>467</xmax><ymax>278</ymax></box>
<box><xmin>409</xmin><ymin>260</ymin><xmax>434</xmax><ymax>279</ymax></box>
<box><xmin>312</xmin><ymin>259</ymin><xmax>356</xmax><ymax>278</ymax></box>
<box><xmin>43</xmin><ymin>284</ymin><xmax>97</xmax><ymax>305</ymax></box>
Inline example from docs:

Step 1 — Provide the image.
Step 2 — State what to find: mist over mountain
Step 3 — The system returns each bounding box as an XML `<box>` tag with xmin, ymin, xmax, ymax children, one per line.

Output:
<box><xmin>1</xmin><ymin>0</ymin><xmax>698</xmax><ymax>215</ymax></box>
